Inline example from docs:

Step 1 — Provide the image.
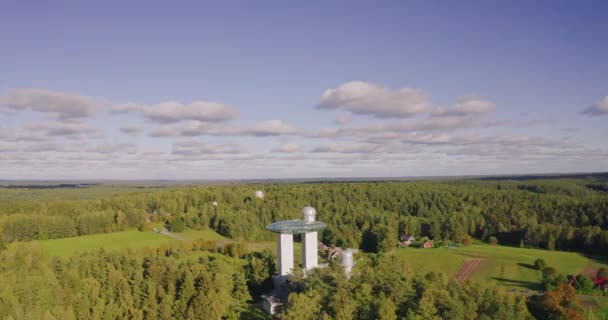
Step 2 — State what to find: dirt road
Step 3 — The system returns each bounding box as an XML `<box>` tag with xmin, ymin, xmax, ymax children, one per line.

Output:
<box><xmin>454</xmin><ymin>258</ymin><xmax>481</xmax><ymax>283</ymax></box>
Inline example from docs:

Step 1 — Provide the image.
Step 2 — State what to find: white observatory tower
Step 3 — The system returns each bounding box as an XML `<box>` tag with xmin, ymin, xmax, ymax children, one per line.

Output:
<box><xmin>266</xmin><ymin>206</ymin><xmax>326</xmax><ymax>277</ymax></box>
<box><xmin>262</xmin><ymin>206</ymin><xmax>327</xmax><ymax>315</ymax></box>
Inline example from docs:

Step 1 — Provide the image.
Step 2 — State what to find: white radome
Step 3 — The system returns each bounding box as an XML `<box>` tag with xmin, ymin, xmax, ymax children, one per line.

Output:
<box><xmin>341</xmin><ymin>250</ymin><xmax>354</xmax><ymax>268</ymax></box>
<box><xmin>255</xmin><ymin>190</ymin><xmax>265</xmax><ymax>199</ymax></box>
<box><xmin>212</xmin><ymin>201</ymin><xmax>218</xmax><ymax>206</ymax></box>
<box><xmin>301</xmin><ymin>206</ymin><xmax>316</xmax><ymax>223</ymax></box>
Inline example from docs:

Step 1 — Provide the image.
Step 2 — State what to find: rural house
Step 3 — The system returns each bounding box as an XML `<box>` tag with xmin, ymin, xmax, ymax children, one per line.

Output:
<box><xmin>423</xmin><ymin>239</ymin><xmax>434</xmax><ymax>249</ymax></box>
<box><xmin>399</xmin><ymin>234</ymin><xmax>416</xmax><ymax>247</ymax></box>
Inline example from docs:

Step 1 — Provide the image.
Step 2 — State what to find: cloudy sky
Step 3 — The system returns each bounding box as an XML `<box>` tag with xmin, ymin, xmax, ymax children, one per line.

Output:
<box><xmin>1</xmin><ymin>1</ymin><xmax>607</xmax><ymax>180</ymax></box>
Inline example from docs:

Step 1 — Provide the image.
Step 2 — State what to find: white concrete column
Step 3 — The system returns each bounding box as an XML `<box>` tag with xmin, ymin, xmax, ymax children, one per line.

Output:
<box><xmin>302</xmin><ymin>231</ymin><xmax>318</xmax><ymax>270</ymax></box>
<box><xmin>278</xmin><ymin>233</ymin><xmax>294</xmax><ymax>276</ymax></box>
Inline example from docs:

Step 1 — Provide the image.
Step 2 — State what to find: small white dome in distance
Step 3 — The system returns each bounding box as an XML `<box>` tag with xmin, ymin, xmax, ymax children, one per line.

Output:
<box><xmin>255</xmin><ymin>190</ymin><xmax>265</xmax><ymax>199</ymax></box>
<box><xmin>301</xmin><ymin>206</ymin><xmax>316</xmax><ymax>223</ymax></box>
<box><xmin>341</xmin><ymin>250</ymin><xmax>354</xmax><ymax>268</ymax></box>
<box><xmin>212</xmin><ymin>201</ymin><xmax>218</xmax><ymax>206</ymax></box>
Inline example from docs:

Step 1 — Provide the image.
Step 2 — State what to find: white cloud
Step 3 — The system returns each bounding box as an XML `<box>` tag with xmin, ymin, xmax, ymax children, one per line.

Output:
<box><xmin>25</xmin><ymin>121</ymin><xmax>99</xmax><ymax>137</ymax></box>
<box><xmin>317</xmin><ymin>81</ymin><xmax>430</xmax><ymax>118</ymax></box>
<box><xmin>172</xmin><ymin>141</ymin><xmax>245</xmax><ymax>155</ymax></box>
<box><xmin>148</xmin><ymin>119</ymin><xmax>302</xmax><ymax>137</ymax></box>
<box><xmin>88</xmin><ymin>142</ymin><xmax>138</xmax><ymax>154</ymax></box>
<box><xmin>1</xmin><ymin>88</ymin><xmax>99</xmax><ymax>119</ymax></box>
<box><xmin>583</xmin><ymin>96</ymin><xmax>608</xmax><ymax>116</ymax></box>
<box><xmin>149</xmin><ymin>125</ymin><xmax>180</xmax><ymax>137</ymax></box>
<box><xmin>110</xmin><ymin>102</ymin><xmax>141</xmax><ymax>114</ymax></box>
<box><xmin>120</xmin><ymin>125</ymin><xmax>144</xmax><ymax>135</ymax></box>
<box><xmin>311</xmin><ymin>143</ymin><xmax>383</xmax><ymax>154</ymax></box>
<box><xmin>334</xmin><ymin>114</ymin><xmax>351</xmax><ymax>125</ymax></box>
<box><xmin>271</xmin><ymin>143</ymin><xmax>302</xmax><ymax>153</ymax></box>
<box><xmin>241</xmin><ymin>120</ymin><xmax>302</xmax><ymax>136</ymax></box>
<box><xmin>431</xmin><ymin>96</ymin><xmax>496</xmax><ymax>117</ymax></box>
<box><xmin>142</xmin><ymin>101</ymin><xmax>237</xmax><ymax>123</ymax></box>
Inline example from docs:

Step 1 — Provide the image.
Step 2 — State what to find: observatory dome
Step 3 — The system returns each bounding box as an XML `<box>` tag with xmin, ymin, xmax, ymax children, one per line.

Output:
<box><xmin>255</xmin><ymin>190</ymin><xmax>265</xmax><ymax>199</ymax></box>
<box><xmin>301</xmin><ymin>206</ymin><xmax>316</xmax><ymax>223</ymax></box>
<box><xmin>341</xmin><ymin>250</ymin><xmax>354</xmax><ymax>268</ymax></box>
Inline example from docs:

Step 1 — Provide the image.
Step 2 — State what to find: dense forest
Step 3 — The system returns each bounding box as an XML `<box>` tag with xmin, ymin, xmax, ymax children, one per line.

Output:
<box><xmin>0</xmin><ymin>242</ymin><xmax>544</xmax><ymax>320</ymax></box>
<box><xmin>1</xmin><ymin>177</ymin><xmax>607</xmax><ymax>254</ymax></box>
<box><xmin>1</xmin><ymin>177</ymin><xmax>606</xmax><ymax>319</ymax></box>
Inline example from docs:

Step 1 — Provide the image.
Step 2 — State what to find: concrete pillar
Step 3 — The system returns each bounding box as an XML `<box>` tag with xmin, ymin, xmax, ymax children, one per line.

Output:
<box><xmin>278</xmin><ymin>233</ymin><xmax>294</xmax><ymax>276</ymax></box>
<box><xmin>302</xmin><ymin>231</ymin><xmax>318</xmax><ymax>270</ymax></box>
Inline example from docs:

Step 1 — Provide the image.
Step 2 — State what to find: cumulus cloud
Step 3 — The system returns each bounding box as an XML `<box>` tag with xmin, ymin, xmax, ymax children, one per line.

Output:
<box><xmin>0</xmin><ymin>126</ymin><xmax>47</xmax><ymax>142</ymax></box>
<box><xmin>141</xmin><ymin>101</ymin><xmax>237</xmax><ymax>123</ymax></box>
<box><xmin>172</xmin><ymin>141</ymin><xmax>244</xmax><ymax>155</ymax></box>
<box><xmin>334</xmin><ymin>114</ymin><xmax>351</xmax><ymax>125</ymax></box>
<box><xmin>431</xmin><ymin>96</ymin><xmax>496</xmax><ymax>117</ymax></box>
<box><xmin>88</xmin><ymin>142</ymin><xmax>138</xmax><ymax>154</ymax></box>
<box><xmin>110</xmin><ymin>102</ymin><xmax>141</xmax><ymax>114</ymax></box>
<box><xmin>148</xmin><ymin>120</ymin><xmax>302</xmax><ymax>137</ymax></box>
<box><xmin>311</xmin><ymin>143</ymin><xmax>384</xmax><ymax>154</ymax></box>
<box><xmin>271</xmin><ymin>143</ymin><xmax>302</xmax><ymax>153</ymax></box>
<box><xmin>241</xmin><ymin>120</ymin><xmax>302</xmax><ymax>136</ymax></box>
<box><xmin>119</xmin><ymin>125</ymin><xmax>144</xmax><ymax>135</ymax></box>
<box><xmin>1</xmin><ymin>88</ymin><xmax>99</xmax><ymax>119</ymax></box>
<box><xmin>317</xmin><ymin>81</ymin><xmax>430</xmax><ymax>118</ymax></box>
<box><xmin>583</xmin><ymin>96</ymin><xmax>608</xmax><ymax>116</ymax></box>
<box><xmin>311</xmin><ymin>115</ymin><xmax>483</xmax><ymax>140</ymax></box>
<box><xmin>149</xmin><ymin>125</ymin><xmax>180</xmax><ymax>137</ymax></box>
<box><xmin>25</xmin><ymin>121</ymin><xmax>99</xmax><ymax>137</ymax></box>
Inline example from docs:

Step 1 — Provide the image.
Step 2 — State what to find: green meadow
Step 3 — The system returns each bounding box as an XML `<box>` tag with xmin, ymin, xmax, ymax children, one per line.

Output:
<box><xmin>393</xmin><ymin>244</ymin><xmax>608</xmax><ymax>291</ymax></box>
<box><xmin>7</xmin><ymin>228</ymin><xmax>230</xmax><ymax>257</ymax></box>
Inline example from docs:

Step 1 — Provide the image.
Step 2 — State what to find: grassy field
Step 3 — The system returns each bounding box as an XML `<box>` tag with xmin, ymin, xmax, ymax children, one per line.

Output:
<box><xmin>7</xmin><ymin>228</ymin><xmax>230</xmax><ymax>257</ymax></box>
<box><xmin>579</xmin><ymin>295</ymin><xmax>608</xmax><ymax>319</ymax></box>
<box><xmin>393</xmin><ymin>244</ymin><xmax>608</xmax><ymax>315</ymax></box>
<box><xmin>393</xmin><ymin>244</ymin><xmax>608</xmax><ymax>291</ymax></box>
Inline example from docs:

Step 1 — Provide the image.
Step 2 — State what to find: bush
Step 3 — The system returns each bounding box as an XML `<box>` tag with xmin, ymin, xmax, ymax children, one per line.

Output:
<box><xmin>542</xmin><ymin>267</ymin><xmax>557</xmax><ymax>278</ymax></box>
<box><xmin>171</xmin><ymin>217</ymin><xmax>186</xmax><ymax>232</ymax></box>
<box><xmin>573</xmin><ymin>275</ymin><xmax>595</xmax><ymax>293</ymax></box>
<box><xmin>138</xmin><ymin>221</ymin><xmax>155</xmax><ymax>231</ymax></box>
<box><xmin>488</xmin><ymin>236</ymin><xmax>498</xmax><ymax>245</ymax></box>
<box><xmin>462</xmin><ymin>236</ymin><xmax>473</xmax><ymax>246</ymax></box>
<box><xmin>534</xmin><ymin>258</ymin><xmax>546</xmax><ymax>270</ymax></box>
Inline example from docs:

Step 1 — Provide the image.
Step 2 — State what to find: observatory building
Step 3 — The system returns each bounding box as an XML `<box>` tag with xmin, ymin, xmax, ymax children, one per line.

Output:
<box><xmin>262</xmin><ymin>206</ymin><xmax>326</xmax><ymax>314</ymax></box>
<box><xmin>266</xmin><ymin>206</ymin><xmax>326</xmax><ymax>277</ymax></box>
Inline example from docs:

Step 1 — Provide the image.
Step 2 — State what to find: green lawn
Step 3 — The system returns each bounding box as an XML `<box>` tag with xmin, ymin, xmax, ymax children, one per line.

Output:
<box><xmin>8</xmin><ymin>228</ymin><xmax>229</xmax><ymax>257</ymax></box>
<box><xmin>579</xmin><ymin>295</ymin><xmax>608</xmax><ymax>319</ymax></box>
<box><xmin>393</xmin><ymin>244</ymin><xmax>608</xmax><ymax>291</ymax></box>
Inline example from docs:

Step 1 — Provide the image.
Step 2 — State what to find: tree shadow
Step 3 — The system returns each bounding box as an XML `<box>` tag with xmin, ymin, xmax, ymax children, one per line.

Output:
<box><xmin>491</xmin><ymin>277</ymin><xmax>543</xmax><ymax>291</ymax></box>
<box><xmin>582</xmin><ymin>253</ymin><xmax>608</xmax><ymax>266</ymax></box>
<box><xmin>517</xmin><ymin>262</ymin><xmax>537</xmax><ymax>270</ymax></box>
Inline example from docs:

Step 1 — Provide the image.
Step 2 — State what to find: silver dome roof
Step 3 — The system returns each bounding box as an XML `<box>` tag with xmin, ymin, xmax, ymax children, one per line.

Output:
<box><xmin>301</xmin><ymin>206</ymin><xmax>316</xmax><ymax>222</ymax></box>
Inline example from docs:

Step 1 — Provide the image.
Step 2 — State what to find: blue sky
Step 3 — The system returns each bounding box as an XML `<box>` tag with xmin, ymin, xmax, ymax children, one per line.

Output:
<box><xmin>0</xmin><ymin>0</ymin><xmax>607</xmax><ymax>179</ymax></box>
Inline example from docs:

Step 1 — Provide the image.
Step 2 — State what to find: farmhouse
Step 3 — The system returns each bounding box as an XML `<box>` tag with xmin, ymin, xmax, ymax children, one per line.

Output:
<box><xmin>399</xmin><ymin>234</ymin><xmax>415</xmax><ymax>247</ymax></box>
<box><xmin>423</xmin><ymin>239</ymin><xmax>434</xmax><ymax>248</ymax></box>
<box><xmin>594</xmin><ymin>277</ymin><xmax>608</xmax><ymax>290</ymax></box>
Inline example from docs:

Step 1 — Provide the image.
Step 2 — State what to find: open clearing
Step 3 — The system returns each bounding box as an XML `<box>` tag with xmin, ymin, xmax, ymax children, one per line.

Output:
<box><xmin>7</xmin><ymin>228</ymin><xmax>229</xmax><ymax>257</ymax></box>
<box><xmin>393</xmin><ymin>244</ymin><xmax>608</xmax><ymax>292</ymax></box>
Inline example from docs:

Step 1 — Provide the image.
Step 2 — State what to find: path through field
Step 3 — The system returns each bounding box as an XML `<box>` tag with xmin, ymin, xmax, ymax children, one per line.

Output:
<box><xmin>160</xmin><ymin>228</ymin><xmax>186</xmax><ymax>241</ymax></box>
<box><xmin>454</xmin><ymin>258</ymin><xmax>481</xmax><ymax>283</ymax></box>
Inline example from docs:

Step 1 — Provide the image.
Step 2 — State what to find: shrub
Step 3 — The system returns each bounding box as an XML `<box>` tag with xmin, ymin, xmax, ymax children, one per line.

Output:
<box><xmin>534</xmin><ymin>258</ymin><xmax>546</xmax><ymax>270</ymax></box>
<box><xmin>542</xmin><ymin>267</ymin><xmax>557</xmax><ymax>278</ymax></box>
<box><xmin>138</xmin><ymin>221</ymin><xmax>155</xmax><ymax>231</ymax></box>
<box><xmin>488</xmin><ymin>236</ymin><xmax>498</xmax><ymax>245</ymax></box>
<box><xmin>462</xmin><ymin>236</ymin><xmax>473</xmax><ymax>246</ymax></box>
<box><xmin>573</xmin><ymin>275</ymin><xmax>595</xmax><ymax>293</ymax></box>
